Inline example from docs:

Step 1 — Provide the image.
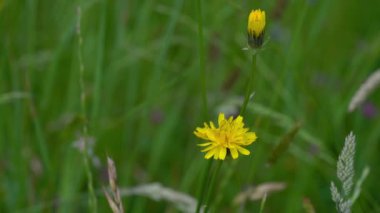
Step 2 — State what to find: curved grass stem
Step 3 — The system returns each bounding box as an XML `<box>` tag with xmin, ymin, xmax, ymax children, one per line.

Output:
<box><xmin>240</xmin><ymin>52</ymin><xmax>257</xmax><ymax>115</ymax></box>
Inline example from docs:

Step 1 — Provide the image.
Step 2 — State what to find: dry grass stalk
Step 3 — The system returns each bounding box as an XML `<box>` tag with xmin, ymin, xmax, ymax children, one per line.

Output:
<box><xmin>119</xmin><ymin>183</ymin><xmax>200</xmax><ymax>213</ymax></box>
<box><xmin>103</xmin><ymin>157</ymin><xmax>124</xmax><ymax>213</ymax></box>
<box><xmin>233</xmin><ymin>182</ymin><xmax>286</xmax><ymax>205</ymax></box>
<box><xmin>348</xmin><ymin>69</ymin><xmax>380</xmax><ymax>112</ymax></box>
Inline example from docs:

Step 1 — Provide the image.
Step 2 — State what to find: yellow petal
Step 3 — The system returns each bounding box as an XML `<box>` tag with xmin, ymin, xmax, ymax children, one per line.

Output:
<box><xmin>198</xmin><ymin>142</ymin><xmax>212</xmax><ymax>147</ymax></box>
<box><xmin>194</xmin><ymin>131</ymin><xmax>209</xmax><ymax>140</ymax></box>
<box><xmin>218</xmin><ymin>113</ymin><xmax>225</xmax><ymax>127</ymax></box>
<box><xmin>245</xmin><ymin>132</ymin><xmax>257</xmax><ymax>144</ymax></box>
<box><xmin>210</xmin><ymin>122</ymin><xmax>216</xmax><ymax>129</ymax></box>
<box><xmin>234</xmin><ymin>116</ymin><xmax>244</xmax><ymax>129</ymax></box>
<box><xmin>241</xmin><ymin>128</ymin><xmax>249</xmax><ymax>133</ymax></box>
<box><xmin>236</xmin><ymin>145</ymin><xmax>250</xmax><ymax>155</ymax></box>
<box><xmin>214</xmin><ymin>153</ymin><xmax>218</xmax><ymax>160</ymax></box>
<box><xmin>228</xmin><ymin>116</ymin><xmax>233</xmax><ymax>122</ymax></box>
<box><xmin>196</xmin><ymin>127</ymin><xmax>206</xmax><ymax>132</ymax></box>
<box><xmin>206</xmin><ymin>130</ymin><xmax>216</xmax><ymax>141</ymax></box>
<box><xmin>219</xmin><ymin>147</ymin><xmax>227</xmax><ymax>160</ymax></box>
<box><xmin>234</xmin><ymin>116</ymin><xmax>243</xmax><ymax>124</ymax></box>
<box><xmin>205</xmin><ymin>149</ymin><xmax>215</xmax><ymax>159</ymax></box>
<box><xmin>230</xmin><ymin>147</ymin><xmax>239</xmax><ymax>159</ymax></box>
<box><xmin>201</xmin><ymin>145</ymin><xmax>215</xmax><ymax>152</ymax></box>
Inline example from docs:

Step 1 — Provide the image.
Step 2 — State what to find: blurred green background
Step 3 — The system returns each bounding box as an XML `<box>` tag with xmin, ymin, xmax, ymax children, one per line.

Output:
<box><xmin>1</xmin><ymin>0</ymin><xmax>380</xmax><ymax>212</ymax></box>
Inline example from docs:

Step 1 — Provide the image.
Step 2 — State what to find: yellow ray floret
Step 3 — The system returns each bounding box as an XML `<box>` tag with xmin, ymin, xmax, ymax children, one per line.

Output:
<box><xmin>194</xmin><ymin>113</ymin><xmax>257</xmax><ymax>160</ymax></box>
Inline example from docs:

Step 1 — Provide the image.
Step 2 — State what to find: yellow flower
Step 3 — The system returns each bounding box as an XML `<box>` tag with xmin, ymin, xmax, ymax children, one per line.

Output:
<box><xmin>247</xmin><ymin>9</ymin><xmax>266</xmax><ymax>48</ymax></box>
<box><xmin>194</xmin><ymin>113</ymin><xmax>257</xmax><ymax>160</ymax></box>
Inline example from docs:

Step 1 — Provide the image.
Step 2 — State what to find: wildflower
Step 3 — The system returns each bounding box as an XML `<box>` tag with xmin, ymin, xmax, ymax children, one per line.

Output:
<box><xmin>247</xmin><ymin>9</ymin><xmax>266</xmax><ymax>48</ymax></box>
<box><xmin>194</xmin><ymin>113</ymin><xmax>257</xmax><ymax>160</ymax></box>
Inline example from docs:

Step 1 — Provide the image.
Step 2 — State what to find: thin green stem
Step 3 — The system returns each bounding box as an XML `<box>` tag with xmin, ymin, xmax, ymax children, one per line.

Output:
<box><xmin>77</xmin><ymin>7</ymin><xmax>97</xmax><ymax>213</ymax></box>
<box><xmin>212</xmin><ymin>160</ymin><xmax>237</xmax><ymax>212</ymax></box>
<box><xmin>204</xmin><ymin>160</ymin><xmax>223</xmax><ymax>213</ymax></box>
<box><xmin>196</xmin><ymin>160</ymin><xmax>213</xmax><ymax>213</ymax></box>
<box><xmin>212</xmin><ymin>52</ymin><xmax>258</xmax><ymax>212</ymax></box>
<box><xmin>196</xmin><ymin>0</ymin><xmax>208</xmax><ymax>120</ymax></box>
<box><xmin>259</xmin><ymin>192</ymin><xmax>267</xmax><ymax>213</ymax></box>
<box><xmin>240</xmin><ymin>52</ymin><xmax>257</xmax><ymax>115</ymax></box>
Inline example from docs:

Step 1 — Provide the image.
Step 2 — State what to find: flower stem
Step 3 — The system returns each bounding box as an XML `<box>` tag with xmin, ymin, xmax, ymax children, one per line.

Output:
<box><xmin>240</xmin><ymin>52</ymin><xmax>257</xmax><ymax>115</ymax></box>
<box><xmin>204</xmin><ymin>160</ymin><xmax>223</xmax><ymax>212</ymax></box>
<box><xmin>213</xmin><ymin>160</ymin><xmax>237</xmax><ymax>212</ymax></box>
<box><xmin>196</xmin><ymin>160</ymin><xmax>213</xmax><ymax>213</ymax></box>
<box><xmin>196</xmin><ymin>0</ymin><xmax>208</xmax><ymax>120</ymax></box>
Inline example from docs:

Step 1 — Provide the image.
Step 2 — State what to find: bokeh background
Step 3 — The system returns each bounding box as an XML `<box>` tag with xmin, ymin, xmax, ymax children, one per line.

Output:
<box><xmin>1</xmin><ymin>0</ymin><xmax>380</xmax><ymax>212</ymax></box>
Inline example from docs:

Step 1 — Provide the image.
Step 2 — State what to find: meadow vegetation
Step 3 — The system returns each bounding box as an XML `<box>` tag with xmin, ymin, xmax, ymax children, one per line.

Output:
<box><xmin>1</xmin><ymin>0</ymin><xmax>380</xmax><ymax>212</ymax></box>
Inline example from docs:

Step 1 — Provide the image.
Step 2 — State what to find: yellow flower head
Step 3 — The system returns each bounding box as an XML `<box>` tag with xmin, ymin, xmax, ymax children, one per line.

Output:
<box><xmin>247</xmin><ymin>9</ymin><xmax>266</xmax><ymax>48</ymax></box>
<box><xmin>248</xmin><ymin>9</ymin><xmax>266</xmax><ymax>36</ymax></box>
<box><xmin>194</xmin><ymin>113</ymin><xmax>257</xmax><ymax>160</ymax></box>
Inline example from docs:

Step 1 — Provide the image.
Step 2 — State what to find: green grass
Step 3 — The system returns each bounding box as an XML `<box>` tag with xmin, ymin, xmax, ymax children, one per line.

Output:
<box><xmin>1</xmin><ymin>0</ymin><xmax>380</xmax><ymax>212</ymax></box>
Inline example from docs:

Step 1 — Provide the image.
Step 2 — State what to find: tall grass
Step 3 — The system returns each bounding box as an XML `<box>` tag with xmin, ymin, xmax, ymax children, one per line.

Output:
<box><xmin>1</xmin><ymin>0</ymin><xmax>380</xmax><ymax>212</ymax></box>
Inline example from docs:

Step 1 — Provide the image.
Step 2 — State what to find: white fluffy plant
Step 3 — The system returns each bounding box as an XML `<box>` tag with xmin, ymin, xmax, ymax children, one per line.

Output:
<box><xmin>330</xmin><ymin>132</ymin><xmax>370</xmax><ymax>213</ymax></box>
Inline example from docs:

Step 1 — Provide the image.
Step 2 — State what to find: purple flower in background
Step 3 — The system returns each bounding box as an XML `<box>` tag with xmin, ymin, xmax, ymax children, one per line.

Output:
<box><xmin>361</xmin><ymin>102</ymin><xmax>378</xmax><ymax>119</ymax></box>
